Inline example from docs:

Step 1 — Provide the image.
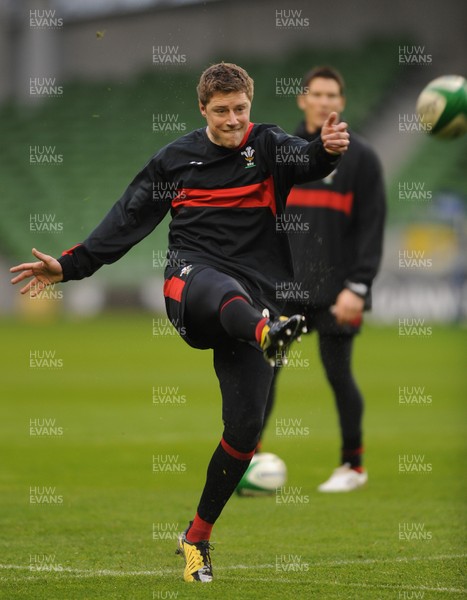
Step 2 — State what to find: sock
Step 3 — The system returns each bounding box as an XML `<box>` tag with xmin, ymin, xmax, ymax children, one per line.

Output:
<box><xmin>193</xmin><ymin>439</ymin><xmax>254</xmax><ymax>531</ymax></box>
<box><xmin>219</xmin><ymin>294</ymin><xmax>265</xmax><ymax>341</ymax></box>
<box><xmin>186</xmin><ymin>513</ymin><xmax>213</xmax><ymax>543</ymax></box>
<box><xmin>255</xmin><ymin>317</ymin><xmax>269</xmax><ymax>345</ymax></box>
<box><xmin>341</xmin><ymin>443</ymin><xmax>364</xmax><ymax>470</ymax></box>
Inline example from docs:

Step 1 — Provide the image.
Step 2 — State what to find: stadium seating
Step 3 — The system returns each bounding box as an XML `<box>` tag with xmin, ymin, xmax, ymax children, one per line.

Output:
<box><xmin>3</xmin><ymin>39</ymin><xmax>451</xmax><ymax>283</ymax></box>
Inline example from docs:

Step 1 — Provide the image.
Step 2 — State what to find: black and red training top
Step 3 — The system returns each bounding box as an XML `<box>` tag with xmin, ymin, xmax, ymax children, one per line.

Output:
<box><xmin>285</xmin><ymin>123</ymin><xmax>386</xmax><ymax>309</ymax></box>
<box><xmin>58</xmin><ymin>123</ymin><xmax>339</xmax><ymax>309</ymax></box>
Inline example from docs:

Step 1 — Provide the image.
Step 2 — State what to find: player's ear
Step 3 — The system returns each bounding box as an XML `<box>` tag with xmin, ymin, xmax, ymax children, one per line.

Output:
<box><xmin>199</xmin><ymin>102</ymin><xmax>207</xmax><ymax>118</ymax></box>
<box><xmin>297</xmin><ymin>94</ymin><xmax>306</xmax><ymax>111</ymax></box>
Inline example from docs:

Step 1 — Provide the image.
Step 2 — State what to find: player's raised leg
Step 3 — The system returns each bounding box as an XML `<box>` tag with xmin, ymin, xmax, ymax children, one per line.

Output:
<box><xmin>167</xmin><ymin>265</ymin><xmax>306</xmax><ymax>365</ymax></box>
<box><xmin>170</xmin><ymin>266</ymin><xmax>305</xmax><ymax>581</ymax></box>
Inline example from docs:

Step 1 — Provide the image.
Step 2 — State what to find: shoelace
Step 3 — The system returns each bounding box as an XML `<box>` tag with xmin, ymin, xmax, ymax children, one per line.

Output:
<box><xmin>197</xmin><ymin>541</ymin><xmax>214</xmax><ymax>570</ymax></box>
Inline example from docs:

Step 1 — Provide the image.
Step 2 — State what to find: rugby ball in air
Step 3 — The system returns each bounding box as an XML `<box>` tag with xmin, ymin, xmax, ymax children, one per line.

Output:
<box><xmin>236</xmin><ymin>452</ymin><xmax>287</xmax><ymax>497</ymax></box>
<box><xmin>415</xmin><ymin>75</ymin><xmax>467</xmax><ymax>138</ymax></box>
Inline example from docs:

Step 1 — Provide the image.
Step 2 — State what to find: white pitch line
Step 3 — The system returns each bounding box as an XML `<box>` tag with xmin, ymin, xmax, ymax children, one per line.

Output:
<box><xmin>0</xmin><ymin>553</ymin><xmax>465</xmax><ymax>579</ymax></box>
<box><xmin>220</xmin><ymin>576</ymin><xmax>466</xmax><ymax>595</ymax></box>
<box><xmin>0</xmin><ymin>573</ymin><xmax>465</xmax><ymax>595</ymax></box>
<box><xmin>0</xmin><ymin>564</ymin><xmax>164</xmax><ymax>577</ymax></box>
<box><xmin>315</xmin><ymin>581</ymin><xmax>466</xmax><ymax>594</ymax></box>
<box><xmin>311</xmin><ymin>553</ymin><xmax>467</xmax><ymax>568</ymax></box>
<box><xmin>1</xmin><ymin>574</ymin><xmax>464</xmax><ymax>595</ymax></box>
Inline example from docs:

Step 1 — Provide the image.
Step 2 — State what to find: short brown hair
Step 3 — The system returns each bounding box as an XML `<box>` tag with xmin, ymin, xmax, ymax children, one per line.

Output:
<box><xmin>302</xmin><ymin>66</ymin><xmax>345</xmax><ymax>96</ymax></box>
<box><xmin>197</xmin><ymin>62</ymin><xmax>254</xmax><ymax>106</ymax></box>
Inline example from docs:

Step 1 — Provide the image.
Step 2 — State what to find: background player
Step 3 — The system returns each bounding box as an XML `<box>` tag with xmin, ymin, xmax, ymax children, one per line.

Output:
<box><xmin>10</xmin><ymin>63</ymin><xmax>349</xmax><ymax>581</ymax></box>
<box><xmin>263</xmin><ymin>66</ymin><xmax>386</xmax><ymax>492</ymax></box>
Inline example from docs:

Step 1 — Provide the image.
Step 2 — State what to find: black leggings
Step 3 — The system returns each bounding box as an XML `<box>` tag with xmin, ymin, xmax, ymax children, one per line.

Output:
<box><xmin>214</xmin><ymin>338</ymin><xmax>274</xmax><ymax>452</ymax></box>
<box><xmin>318</xmin><ymin>334</ymin><xmax>363</xmax><ymax>445</ymax></box>
<box><xmin>184</xmin><ymin>267</ymin><xmax>254</xmax><ymax>345</ymax></box>
<box><xmin>183</xmin><ymin>267</ymin><xmax>274</xmax><ymax>452</ymax></box>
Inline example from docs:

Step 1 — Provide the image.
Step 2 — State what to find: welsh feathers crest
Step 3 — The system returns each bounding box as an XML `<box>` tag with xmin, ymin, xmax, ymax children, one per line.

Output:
<box><xmin>241</xmin><ymin>146</ymin><xmax>256</xmax><ymax>168</ymax></box>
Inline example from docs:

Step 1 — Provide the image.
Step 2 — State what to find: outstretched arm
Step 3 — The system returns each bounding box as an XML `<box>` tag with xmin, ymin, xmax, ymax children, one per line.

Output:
<box><xmin>10</xmin><ymin>156</ymin><xmax>172</xmax><ymax>289</ymax></box>
<box><xmin>10</xmin><ymin>248</ymin><xmax>63</xmax><ymax>297</ymax></box>
<box><xmin>57</xmin><ymin>159</ymin><xmax>171</xmax><ymax>282</ymax></box>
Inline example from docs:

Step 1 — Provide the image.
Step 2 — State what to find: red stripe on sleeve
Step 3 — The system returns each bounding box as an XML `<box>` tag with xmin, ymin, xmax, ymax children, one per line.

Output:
<box><xmin>61</xmin><ymin>243</ymin><xmax>82</xmax><ymax>256</ymax></box>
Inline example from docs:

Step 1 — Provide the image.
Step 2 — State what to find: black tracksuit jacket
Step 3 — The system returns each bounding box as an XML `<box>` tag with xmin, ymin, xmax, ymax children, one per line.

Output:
<box><xmin>285</xmin><ymin>122</ymin><xmax>386</xmax><ymax>309</ymax></box>
<box><xmin>57</xmin><ymin>122</ymin><xmax>339</xmax><ymax>311</ymax></box>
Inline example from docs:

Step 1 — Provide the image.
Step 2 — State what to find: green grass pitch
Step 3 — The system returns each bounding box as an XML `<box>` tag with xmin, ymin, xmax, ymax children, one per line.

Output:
<box><xmin>1</xmin><ymin>313</ymin><xmax>465</xmax><ymax>599</ymax></box>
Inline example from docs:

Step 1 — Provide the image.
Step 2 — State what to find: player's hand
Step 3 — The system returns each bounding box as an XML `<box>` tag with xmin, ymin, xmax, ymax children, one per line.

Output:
<box><xmin>330</xmin><ymin>288</ymin><xmax>364</xmax><ymax>326</ymax></box>
<box><xmin>10</xmin><ymin>248</ymin><xmax>63</xmax><ymax>297</ymax></box>
<box><xmin>321</xmin><ymin>112</ymin><xmax>349</xmax><ymax>155</ymax></box>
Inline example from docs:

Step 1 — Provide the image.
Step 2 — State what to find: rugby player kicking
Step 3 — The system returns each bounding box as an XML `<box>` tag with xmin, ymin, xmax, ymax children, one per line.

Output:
<box><xmin>11</xmin><ymin>63</ymin><xmax>349</xmax><ymax>582</ymax></box>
